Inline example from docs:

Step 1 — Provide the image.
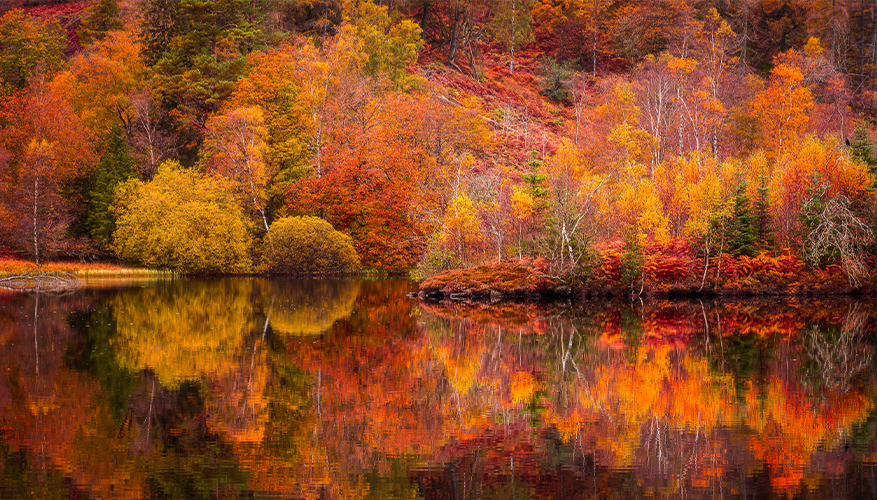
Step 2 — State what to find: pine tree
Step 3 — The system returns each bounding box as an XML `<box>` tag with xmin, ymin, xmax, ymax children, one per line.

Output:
<box><xmin>754</xmin><ymin>173</ymin><xmax>775</xmax><ymax>250</ymax></box>
<box><xmin>79</xmin><ymin>0</ymin><xmax>122</xmax><ymax>44</ymax></box>
<box><xmin>727</xmin><ymin>183</ymin><xmax>757</xmax><ymax>257</ymax></box>
<box><xmin>847</xmin><ymin>125</ymin><xmax>877</xmax><ymax>173</ymax></box>
<box><xmin>85</xmin><ymin>126</ymin><xmax>136</xmax><ymax>251</ymax></box>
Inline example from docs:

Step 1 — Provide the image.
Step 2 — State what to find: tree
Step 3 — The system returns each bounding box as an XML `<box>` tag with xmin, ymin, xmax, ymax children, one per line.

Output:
<box><xmin>78</xmin><ymin>0</ymin><xmax>122</xmax><ymax>44</ymax></box>
<box><xmin>49</xmin><ymin>30</ymin><xmax>147</xmax><ymax>136</ymax></box>
<box><xmin>847</xmin><ymin>125</ymin><xmax>877</xmax><ymax>173</ymax></box>
<box><xmin>7</xmin><ymin>140</ymin><xmax>72</xmax><ymax>264</ymax></box>
<box><xmin>0</xmin><ymin>84</ymin><xmax>95</xmax><ymax>262</ymax></box>
<box><xmin>751</xmin><ymin>57</ymin><xmax>814</xmax><ymax>155</ymax></box>
<box><xmin>260</xmin><ymin>216</ymin><xmax>360</xmax><ymax>274</ymax></box>
<box><xmin>0</xmin><ymin>10</ymin><xmax>65</xmax><ymax>96</ymax></box>
<box><xmin>204</xmin><ymin>106</ymin><xmax>273</xmax><ymax>234</ymax></box>
<box><xmin>489</xmin><ymin>0</ymin><xmax>533</xmax><ymax>73</ymax></box>
<box><xmin>754</xmin><ymin>172</ymin><xmax>775</xmax><ymax>249</ymax></box>
<box><xmin>347</xmin><ymin>0</ymin><xmax>424</xmax><ymax>86</ymax></box>
<box><xmin>726</xmin><ymin>183</ymin><xmax>757</xmax><ymax>256</ymax></box>
<box><xmin>112</xmin><ymin>161</ymin><xmax>252</xmax><ymax>272</ymax></box>
<box><xmin>804</xmin><ymin>193</ymin><xmax>874</xmax><ymax>286</ymax></box>
<box><xmin>83</xmin><ymin>126</ymin><xmax>136</xmax><ymax>252</ymax></box>
<box><xmin>144</xmin><ymin>0</ymin><xmax>264</xmax><ymax>133</ymax></box>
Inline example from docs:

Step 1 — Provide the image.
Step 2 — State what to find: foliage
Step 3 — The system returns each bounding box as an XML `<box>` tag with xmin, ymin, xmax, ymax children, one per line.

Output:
<box><xmin>260</xmin><ymin>216</ymin><xmax>360</xmax><ymax>274</ymax></box>
<box><xmin>619</xmin><ymin>230</ymin><xmax>644</xmax><ymax>290</ymax></box>
<box><xmin>420</xmin><ymin>258</ymin><xmax>560</xmax><ymax>296</ymax></box>
<box><xmin>848</xmin><ymin>125</ymin><xmax>877</xmax><ymax>173</ymax></box>
<box><xmin>78</xmin><ymin>0</ymin><xmax>122</xmax><ymax>44</ymax></box>
<box><xmin>49</xmin><ymin>29</ymin><xmax>147</xmax><ymax>136</ymax></box>
<box><xmin>145</xmin><ymin>0</ymin><xmax>264</xmax><ymax>130</ymax></box>
<box><xmin>726</xmin><ymin>183</ymin><xmax>757</xmax><ymax>257</ymax></box>
<box><xmin>83</xmin><ymin>125</ymin><xmax>137</xmax><ymax>251</ymax></box>
<box><xmin>539</xmin><ymin>58</ymin><xmax>573</xmax><ymax>103</ymax></box>
<box><xmin>112</xmin><ymin>161</ymin><xmax>252</xmax><ymax>272</ymax></box>
<box><xmin>346</xmin><ymin>0</ymin><xmax>423</xmax><ymax>87</ymax></box>
<box><xmin>0</xmin><ymin>10</ymin><xmax>65</xmax><ymax>95</ymax></box>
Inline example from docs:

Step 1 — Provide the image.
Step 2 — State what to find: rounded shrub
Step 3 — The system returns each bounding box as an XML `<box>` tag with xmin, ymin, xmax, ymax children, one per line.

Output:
<box><xmin>262</xmin><ymin>216</ymin><xmax>361</xmax><ymax>274</ymax></box>
<box><xmin>112</xmin><ymin>161</ymin><xmax>252</xmax><ymax>273</ymax></box>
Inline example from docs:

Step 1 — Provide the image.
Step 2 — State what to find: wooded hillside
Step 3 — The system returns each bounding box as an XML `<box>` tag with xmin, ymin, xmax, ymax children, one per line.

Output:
<box><xmin>1</xmin><ymin>0</ymin><xmax>876</xmax><ymax>283</ymax></box>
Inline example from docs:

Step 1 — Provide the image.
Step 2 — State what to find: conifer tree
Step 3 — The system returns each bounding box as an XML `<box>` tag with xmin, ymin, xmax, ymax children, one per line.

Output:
<box><xmin>754</xmin><ymin>173</ymin><xmax>775</xmax><ymax>250</ymax></box>
<box><xmin>727</xmin><ymin>183</ymin><xmax>757</xmax><ymax>256</ymax></box>
<box><xmin>79</xmin><ymin>0</ymin><xmax>122</xmax><ymax>44</ymax></box>
<box><xmin>85</xmin><ymin>126</ymin><xmax>136</xmax><ymax>251</ymax></box>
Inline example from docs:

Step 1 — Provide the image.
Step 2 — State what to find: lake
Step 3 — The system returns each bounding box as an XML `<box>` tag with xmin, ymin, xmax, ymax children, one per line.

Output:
<box><xmin>1</xmin><ymin>278</ymin><xmax>876</xmax><ymax>499</ymax></box>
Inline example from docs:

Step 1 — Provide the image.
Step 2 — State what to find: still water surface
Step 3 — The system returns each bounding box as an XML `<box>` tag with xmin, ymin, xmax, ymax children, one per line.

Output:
<box><xmin>2</xmin><ymin>278</ymin><xmax>877</xmax><ymax>499</ymax></box>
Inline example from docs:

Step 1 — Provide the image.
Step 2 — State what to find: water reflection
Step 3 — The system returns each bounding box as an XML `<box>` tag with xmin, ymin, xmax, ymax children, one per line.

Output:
<box><xmin>0</xmin><ymin>284</ymin><xmax>876</xmax><ymax>499</ymax></box>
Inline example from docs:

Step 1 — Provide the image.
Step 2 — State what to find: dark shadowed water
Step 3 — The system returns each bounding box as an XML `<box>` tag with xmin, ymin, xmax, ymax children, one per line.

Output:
<box><xmin>2</xmin><ymin>278</ymin><xmax>877</xmax><ymax>499</ymax></box>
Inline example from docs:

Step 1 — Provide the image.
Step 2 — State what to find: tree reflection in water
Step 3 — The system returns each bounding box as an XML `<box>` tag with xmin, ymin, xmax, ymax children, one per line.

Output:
<box><xmin>1</xmin><ymin>284</ymin><xmax>877</xmax><ymax>499</ymax></box>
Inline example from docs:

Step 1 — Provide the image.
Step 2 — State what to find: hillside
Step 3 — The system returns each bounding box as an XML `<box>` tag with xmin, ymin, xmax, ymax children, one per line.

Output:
<box><xmin>1</xmin><ymin>0</ymin><xmax>876</xmax><ymax>287</ymax></box>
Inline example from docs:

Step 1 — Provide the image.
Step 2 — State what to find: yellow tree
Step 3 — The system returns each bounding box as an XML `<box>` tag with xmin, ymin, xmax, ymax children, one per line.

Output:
<box><xmin>440</xmin><ymin>193</ymin><xmax>483</xmax><ymax>266</ymax></box>
<box><xmin>751</xmin><ymin>55</ymin><xmax>814</xmax><ymax>156</ymax></box>
<box><xmin>112</xmin><ymin>161</ymin><xmax>252</xmax><ymax>273</ymax></box>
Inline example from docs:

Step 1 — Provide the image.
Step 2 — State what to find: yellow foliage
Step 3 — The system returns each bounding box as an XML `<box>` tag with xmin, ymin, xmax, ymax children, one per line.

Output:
<box><xmin>441</xmin><ymin>194</ymin><xmax>483</xmax><ymax>249</ymax></box>
<box><xmin>261</xmin><ymin>216</ymin><xmax>361</xmax><ymax>274</ymax></box>
<box><xmin>111</xmin><ymin>280</ymin><xmax>255</xmax><ymax>388</ymax></box>
<box><xmin>112</xmin><ymin>161</ymin><xmax>253</xmax><ymax>273</ymax></box>
<box><xmin>261</xmin><ymin>279</ymin><xmax>361</xmax><ymax>336</ymax></box>
<box><xmin>510</xmin><ymin>186</ymin><xmax>536</xmax><ymax>220</ymax></box>
<box><xmin>751</xmin><ymin>62</ymin><xmax>814</xmax><ymax>155</ymax></box>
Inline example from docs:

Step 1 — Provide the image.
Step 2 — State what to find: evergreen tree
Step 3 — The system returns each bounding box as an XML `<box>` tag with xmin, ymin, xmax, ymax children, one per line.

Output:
<box><xmin>85</xmin><ymin>126</ymin><xmax>137</xmax><ymax>251</ymax></box>
<box><xmin>79</xmin><ymin>0</ymin><xmax>122</xmax><ymax>44</ymax></box>
<box><xmin>847</xmin><ymin>125</ymin><xmax>877</xmax><ymax>174</ymax></box>
<box><xmin>143</xmin><ymin>0</ymin><xmax>264</xmax><ymax>130</ymax></box>
<box><xmin>727</xmin><ymin>183</ymin><xmax>757</xmax><ymax>257</ymax></box>
<box><xmin>754</xmin><ymin>173</ymin><xmax>775</xmax><ymax>250</ymax></box>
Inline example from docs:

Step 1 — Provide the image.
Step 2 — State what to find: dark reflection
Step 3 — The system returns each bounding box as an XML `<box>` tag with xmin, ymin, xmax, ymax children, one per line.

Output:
<box><xmin>2</xmin><ymin>284</ymin><xmax>877</xmax><ymax>499</ymax></box>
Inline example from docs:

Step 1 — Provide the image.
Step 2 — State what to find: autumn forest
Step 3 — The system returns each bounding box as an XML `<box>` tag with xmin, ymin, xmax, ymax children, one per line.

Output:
<box><xmin>2</xmin><ymin>0</ymin><xmax>877</xmax><ymax>289</ymax></box>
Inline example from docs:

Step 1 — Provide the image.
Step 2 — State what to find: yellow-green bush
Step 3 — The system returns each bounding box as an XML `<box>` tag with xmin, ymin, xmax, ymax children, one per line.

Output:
<box><xmin>112</xmin><ymin>161</ymin><xmax>252</xmax><ymax>273</ymax></box>
<box><xmin>262</xmin><ymin>216</ymin><xmax>360</xmax><ymax>274</ymax></box>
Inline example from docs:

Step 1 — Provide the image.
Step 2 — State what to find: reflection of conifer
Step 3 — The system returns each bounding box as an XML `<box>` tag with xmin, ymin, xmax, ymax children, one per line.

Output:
<box><xmin>754</xmin><ymin>173</ymin><xmax>775</xmax><ymax>250</ymax></box>
<box><xmin>728</xmin><ymin>183</ymin><xmax>757</xmax><ymax>257</ymax></box>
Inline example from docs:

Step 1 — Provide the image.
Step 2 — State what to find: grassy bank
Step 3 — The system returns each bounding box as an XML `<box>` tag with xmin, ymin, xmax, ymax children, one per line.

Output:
<box><xmin>0</xmin><ymin>258</ymin><xmax>176</xmax><ymax>278</ymax></box>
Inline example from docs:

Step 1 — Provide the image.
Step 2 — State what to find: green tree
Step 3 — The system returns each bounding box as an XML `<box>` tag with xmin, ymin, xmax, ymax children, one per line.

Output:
<box><xmin>260</xmin><ymin>216</ymin><xmax>360</xmax><ymax>274</ymax></box>
<box><xmin>83</xmin><ymin>126</ymin><xmax>137</xmax><ymax>251</ymax></box>
<box><xmin>112</xmin><ymin>161</ymin><xmax>252</xmax><ymax>272</ymax></box>
<box><xmin>727</xmin><ymin>183</ymin><xmax>757</xmax><ymax>257</ymax></box>
<box><xmin>754</xmin><ymin>173</ymin><xmax>775</xmax><ymax>250</ymax></box>
<box><xmin>144</xmin><ymin>0</ymin><xmax>264</xmax><ymax>130</ymax></box>
<box><xmin>347</xmin><ymin>0</ymin><xmax>423</xmax><ymax>87</ymax></box>
<box><xmin>0</xmin><ymin>10</ymin><xmax>65</xmax><ymax>95</ymax></box>
<box><xmin>78</xmin><ymin>0</ymin><xmax>122</xmax><ymax>44</ymax></box>
<box><xmin>848</xmin><ymin>125</ymin><xmax>877</xmax><ymax>174</ymax></box>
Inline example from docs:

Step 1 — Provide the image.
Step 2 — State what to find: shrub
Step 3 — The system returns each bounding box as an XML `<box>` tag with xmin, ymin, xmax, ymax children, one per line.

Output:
<box><xmin>261</xmin><ymin>216</ymin><xmax>360</xmax><ymax>274</ymax></box>
<box><xmin>112</xmin><ymin>162</ymin><xmax>252</xmax><ymax>273</ymax></box>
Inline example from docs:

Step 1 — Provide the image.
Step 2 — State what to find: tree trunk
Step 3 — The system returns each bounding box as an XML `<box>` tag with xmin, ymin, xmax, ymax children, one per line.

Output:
<box><xmin>32</xmin><ymin>176</ymin><xmax>40</xmax><ymax>266</ymax></box>
<box><xmin>448</xmin><ymin>4</ymin><xmax>462</xmax><ymax>66</ymax></box>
